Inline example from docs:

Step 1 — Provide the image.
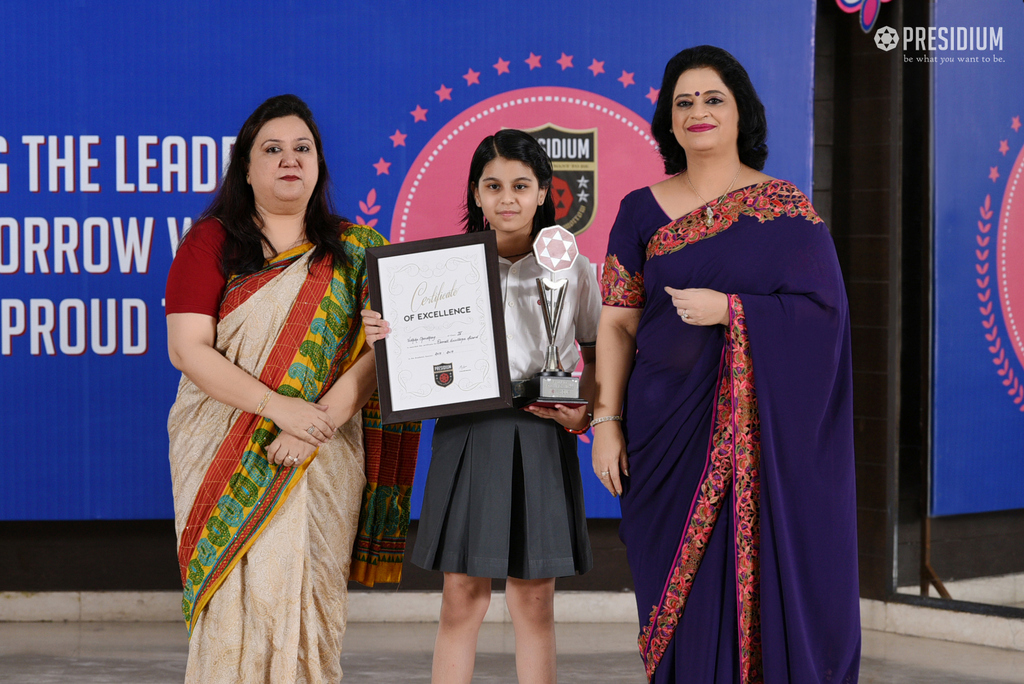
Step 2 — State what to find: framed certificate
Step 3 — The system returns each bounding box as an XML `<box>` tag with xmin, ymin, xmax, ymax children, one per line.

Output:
<box><xmin>366</xmin><ymin>231</ymin><xmax>513</xmax><ymax>424</ymax></box>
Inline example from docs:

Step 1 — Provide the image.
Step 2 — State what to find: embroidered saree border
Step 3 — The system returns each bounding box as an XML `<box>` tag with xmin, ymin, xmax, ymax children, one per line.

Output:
<box><xmin>638</xmin><ymin>350</ymin><xmax>733</xmax><ymax>679</ymax></box>
<box><xmin>728</xmin><ymin>296</ymin><xmax>762</xmax><ymax>684</ymax></box>
<box><xmin>645</xmin><ymin>180</ymin><xmax>821</xmax><ymax>260</ymax></box>
<box><xmin>602</xmin><ymin>181</ymin><xmax>820</xmax><ymax>309</ymax></box>
<box><xmin>600</xmin><ymin>253</ymin><xmax>646</xmax><ymax>308</ymax></box>
<box><xmin>637</xmin><ymin>295</ymin><xmax>762</xmax><ymax>682</ymax></box>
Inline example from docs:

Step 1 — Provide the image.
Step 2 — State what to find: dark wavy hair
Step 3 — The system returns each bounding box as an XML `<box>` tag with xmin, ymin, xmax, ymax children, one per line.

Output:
<box><xmin>463</xmin><ymin>129</ymin><xmax>556</xmax><ymax>238</ymax></box>
<box><xmin>650</xmin><ymin>45</ymin><xmax>768</xmax><ymax>174</ymax></box>
<box><xmin>190</xmin><ymin>94</ymin><xmax>348</xmax><ymax>276</ymax></box>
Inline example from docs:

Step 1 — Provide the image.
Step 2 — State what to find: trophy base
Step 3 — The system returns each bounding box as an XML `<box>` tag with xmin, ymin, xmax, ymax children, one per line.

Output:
<box><xmin>518</xmin><ymin>397</ymin><xmax>589</xmax><ymax>410</ymax></box>
<box><xmin>512</xmin><ymin>375</ymin><xmax>587</xmax><ymax>409</ymax></box>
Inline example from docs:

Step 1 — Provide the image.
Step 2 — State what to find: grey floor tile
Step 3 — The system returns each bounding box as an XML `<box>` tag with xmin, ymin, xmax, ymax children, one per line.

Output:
<box><xmin>1</xmin><ymin>621</ymin><xmax>1023</xmax><ymax>683</ymax></box>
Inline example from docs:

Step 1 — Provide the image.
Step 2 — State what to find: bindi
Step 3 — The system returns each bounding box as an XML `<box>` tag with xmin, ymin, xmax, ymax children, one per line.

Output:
<box><xmin>694</xmin><ymin>91</ymin><xmax>700</xmax><ymax>96</ymax></box>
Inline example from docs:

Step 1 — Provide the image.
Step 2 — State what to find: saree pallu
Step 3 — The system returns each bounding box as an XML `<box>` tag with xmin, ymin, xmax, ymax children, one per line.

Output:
<box><xmin>168</xmin><ymin>225</ymin><xmax>418</xmax><ymax>683</ymax></box>
<box><xmin>603</xmin><ymin>182</ymin><xmax>860</xmax><ymax>683</ymax></box>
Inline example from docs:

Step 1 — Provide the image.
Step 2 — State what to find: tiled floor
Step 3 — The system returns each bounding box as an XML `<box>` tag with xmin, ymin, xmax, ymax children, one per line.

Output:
<box><xmin>1</xmin><ymin>621</ymin><xmax>1023</xmax><ymax>683</ymax></box>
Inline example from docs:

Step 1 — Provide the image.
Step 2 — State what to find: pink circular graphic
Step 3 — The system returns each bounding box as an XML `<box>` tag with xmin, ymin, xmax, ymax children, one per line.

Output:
<box><xmin>390</xmin><ymin>86</ymin><xmax>667</xmax><ymax>271</ymax></box>
<box><xmin>998</xmin><ymin>141</ymin><xmax>1024</xmax><ymax>373</ymax></box>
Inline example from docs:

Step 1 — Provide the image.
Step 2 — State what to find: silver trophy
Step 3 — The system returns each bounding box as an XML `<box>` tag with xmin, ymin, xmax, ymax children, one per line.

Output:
<box><xmin>513</xmin><ymin>225</ymin><xmax>588</xmax><ymax>409</ymax></box>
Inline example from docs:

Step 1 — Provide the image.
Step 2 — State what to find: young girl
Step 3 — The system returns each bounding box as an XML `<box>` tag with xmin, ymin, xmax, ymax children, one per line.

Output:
<box><xmin>362</xmin><ymin>129</ymin><xmax>600</xmax><ymax>683</ymax></box>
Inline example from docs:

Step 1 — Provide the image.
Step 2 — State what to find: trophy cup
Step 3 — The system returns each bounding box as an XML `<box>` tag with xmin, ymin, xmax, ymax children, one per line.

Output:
<box><xmin>513</xmin><ymin>225</ymin><xmax>589</xmax><ymax>409</ymax></box>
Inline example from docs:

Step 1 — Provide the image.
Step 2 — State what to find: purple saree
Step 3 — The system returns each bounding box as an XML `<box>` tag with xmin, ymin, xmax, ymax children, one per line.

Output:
<box><xmin>602</xmin><ymin>181</ymin><xmax>860</xmax><ymax>683</ymax></box>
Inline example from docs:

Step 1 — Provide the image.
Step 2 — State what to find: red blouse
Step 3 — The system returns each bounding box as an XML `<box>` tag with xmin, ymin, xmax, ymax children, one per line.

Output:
<box><xmin>165</xmin><ymin>219</ymin><xmax>228</xmax><ymax>318</ymax></box>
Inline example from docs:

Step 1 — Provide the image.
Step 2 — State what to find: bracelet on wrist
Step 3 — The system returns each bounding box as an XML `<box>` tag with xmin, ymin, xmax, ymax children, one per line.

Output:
<box><xmin>255</xmin><ymin>389</ymin><xmax>274</xmax><ymax>416</ymax></box>
<box><xmin>589</xmin><ymin>415</ymin><xmax>622</xmax><ymax>428</ymax></box>
<box><xmin>564</xmin><ymin>412</ymin><xmax>593</xmax><ymax>435</ymax></box>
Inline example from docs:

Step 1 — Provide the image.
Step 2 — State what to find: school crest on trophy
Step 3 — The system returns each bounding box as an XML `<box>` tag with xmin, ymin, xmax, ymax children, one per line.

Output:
<box><xmin>524</xmin><ymin>124</ymin><xmax>597</xmax><ymax>236</ymax></box>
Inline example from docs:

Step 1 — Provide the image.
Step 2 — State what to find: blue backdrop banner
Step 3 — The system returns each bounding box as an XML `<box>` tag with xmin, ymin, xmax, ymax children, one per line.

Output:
<box><xmin>931</xmin><ymin>1</ymin><xmax>1024</xmax><ymax>515</ymax></box>
<box><xmin>0</xmin><ymin>0</ymin><xmax>816</xmax><ymax>520</ymax></box>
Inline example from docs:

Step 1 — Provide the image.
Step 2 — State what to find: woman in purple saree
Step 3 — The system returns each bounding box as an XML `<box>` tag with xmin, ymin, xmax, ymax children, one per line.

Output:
<box><xmin>592</xmin><ymin>46</ymin><xmax>860</xmax><ymax>683</ymax></box>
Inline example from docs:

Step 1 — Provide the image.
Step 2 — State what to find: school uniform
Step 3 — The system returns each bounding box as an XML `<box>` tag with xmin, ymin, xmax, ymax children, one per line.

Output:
<box><xmin>411</xmin><ymin>252</ymin><xmax>601</xmax><ymax>579</ymax></box>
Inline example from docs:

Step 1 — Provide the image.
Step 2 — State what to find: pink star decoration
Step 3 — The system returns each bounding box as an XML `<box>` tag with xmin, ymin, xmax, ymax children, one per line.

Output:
<box><xmin>435</xmin><ymin>84</ymin><xmax>452</xmax><ymax>102</ymax></box>
<box><xmin>389</xmin><ymin>130</ymin><xmax>407</xmax><ymax>147</ymax></box>
<box><xmin>410</xmin><ymin>105</ymin><xmax>428</xmax><ymax>122</ymax></box>
<box><xmin>646</xmin><ymin>87</ymin><xmax>660</xmax><ymax>104</ymax></box>
<box><xmin>533</xmin><ymin>225</ymin><xmax>579</xmax><ymax>273</ymax></box>
<box><xmin>463</xmin><ymin>68</ymin><xmax>480</xmax><ymax>86</ymax></box>
<box><xmin>1000</xmin><ymin>140</ymin><xmax>1010</xmax><ymax>156</ymax></box>
<box><xmin>373</xmin><ymin>158</ymin><xmax>391</xmax><ymax>175</ymax></box>
<box><xmin>588</xmin><ymin>59</ymin><xmax>605</xmax><ymax>76</ymax></box>
<box><xmin>556</xmin><ymin>53</ymin><xmax>573</xmax><ymax>70</ymax></box>
<box><xmin>618</xmin><ymin>70</ymin><xmax>635</xmax><ymax>88</ymax></box>
<box><xmin>1013</xmin><ymin>116</ymin><xmax>1022</xmax><ymax>133</ymax></box>
<box><xmin>989</xmin><ymin>166</ymin><xmax>1000</xmax><ymax>183</ymax></box>
<box><xmin>525</xmin><ymin>52</ymin><xmax>542</xmax><ymax>70</ymax></box>
<box><xmin>494</xmin><ymin>57</ymin><xmax>510</xmax><ymax>75</ymax></box>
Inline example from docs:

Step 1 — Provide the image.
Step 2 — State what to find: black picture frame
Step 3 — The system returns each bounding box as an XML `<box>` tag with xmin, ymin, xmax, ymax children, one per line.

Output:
<box><xmin>366</xmin><ymin>231</ymin><xmax>513</xmax><ymax>424</ymax></box>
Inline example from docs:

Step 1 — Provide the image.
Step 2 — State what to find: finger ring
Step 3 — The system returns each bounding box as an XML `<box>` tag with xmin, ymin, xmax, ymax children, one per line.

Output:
<box><xmin>306</xmin><ymin>426</ymin><xmax>316</xmax><ymax>436</ymax></box>
<box><xmin>601</xmin><ymin>470</ymin><xmax>610</xmax><ymax>476</ymax></box>
<box><xmin>682</xmin><ymin>310</ymin><xmax>690</xmax><ymax>320</ymax></box>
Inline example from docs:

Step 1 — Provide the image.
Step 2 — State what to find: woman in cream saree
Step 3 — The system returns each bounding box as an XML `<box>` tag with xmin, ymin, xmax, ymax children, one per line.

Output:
<box><xmin>166</xmin><ymin>95</ymin><xmax>417</xmax><ymax>683</ymax></box>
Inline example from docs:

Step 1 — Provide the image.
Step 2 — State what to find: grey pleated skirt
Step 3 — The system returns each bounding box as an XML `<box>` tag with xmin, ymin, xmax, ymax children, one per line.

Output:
<box><xmin>410</xmin><ymin>408</ymin><xmax>592</xmax><ymax>579</ymax></box>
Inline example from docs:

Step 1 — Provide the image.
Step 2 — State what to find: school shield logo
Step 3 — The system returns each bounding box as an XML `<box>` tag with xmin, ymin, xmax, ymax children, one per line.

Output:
<box><xmin>434</xmin><ymin>363</ymin><xmax>453</xmax><ymax>387</ymax></box>
<box><xmin>525</xmin><ymin>124</ymin><xmax>597</xmax><ymax>235</ymax></box>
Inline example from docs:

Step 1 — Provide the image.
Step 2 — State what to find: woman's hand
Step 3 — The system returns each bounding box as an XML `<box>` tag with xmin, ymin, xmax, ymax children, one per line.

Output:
<box><xmin>266</xmin><ymin>431</ymin><xmax>317</xmax><ymax>468</ymax></box>
<box><xmin>524</xmin><ymin>402</ymin><xmax>590</xmax><ymax>431</ymax></box>
<box><xmin>591</xmin><ymin>421</ymin><xmax>629</xmax><ymax>497</ymax></box>
<box><xmin>360</xmin><ymin>309</ymin><xmax>390</xmax><ymax>348</ymax></box>
<box><xmin>664</xmin><ymin>287</ymin><xmax>729</xmax><ymax>326</ymax></box>
<box><xmin>262</xmin><ymin>393</ymin><xmax>336</xmax><ymax>446</ymax></box>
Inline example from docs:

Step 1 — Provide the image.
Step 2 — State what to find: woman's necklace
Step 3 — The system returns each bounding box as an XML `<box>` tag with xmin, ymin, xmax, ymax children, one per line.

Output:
<box><xmin>685</xmin><ymin>166</ymin><xmax>741</xmax><ymax>228</ymax></box>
